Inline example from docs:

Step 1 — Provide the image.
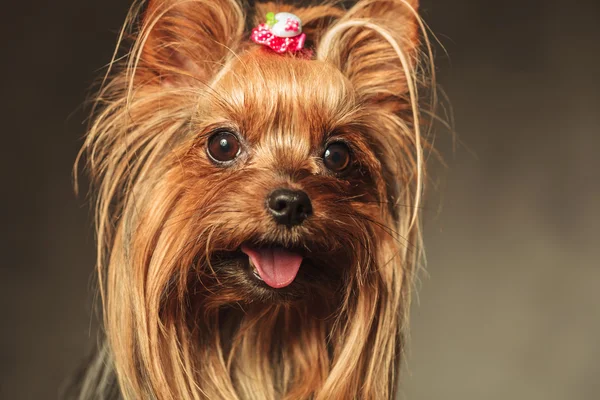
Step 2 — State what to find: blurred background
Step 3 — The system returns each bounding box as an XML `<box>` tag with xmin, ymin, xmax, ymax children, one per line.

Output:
<box><xmin>1</xmin><ymin>0</ymin><xmax>599</xmax><ymax>399</ymax></box>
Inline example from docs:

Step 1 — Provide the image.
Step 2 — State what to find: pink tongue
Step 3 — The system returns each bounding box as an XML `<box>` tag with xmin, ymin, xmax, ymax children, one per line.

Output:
<box><xmin>241</xmin><ymin>245</ymin><xmax>303</xmax><ymax>289</ymax></box>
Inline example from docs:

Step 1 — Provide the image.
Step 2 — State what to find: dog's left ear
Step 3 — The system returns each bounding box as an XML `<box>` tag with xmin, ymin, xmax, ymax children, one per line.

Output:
<box><xmin>318</xmin><ymin>0</ymin><xmax>421</xmax><ymax>108</ymax></box>
<box><xmin>137</xmin><ymin>0</ymin><xmax>245</xmax><ymax>84</ymax></box>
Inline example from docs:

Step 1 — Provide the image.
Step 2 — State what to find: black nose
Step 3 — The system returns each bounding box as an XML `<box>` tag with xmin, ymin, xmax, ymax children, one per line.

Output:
<box><xmin>267</xmin><ymin>189</ymin><xmax>313</xmax><ymax>227</ymax></box>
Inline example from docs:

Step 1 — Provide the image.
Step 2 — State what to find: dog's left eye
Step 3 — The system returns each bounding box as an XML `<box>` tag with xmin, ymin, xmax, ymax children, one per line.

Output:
<box><xmin>207</xmin><ymin>131</ymin><xmax>241</xmax><ymax>163</ymax></box>
<box><xmin>323</xmin><ymin>142</ymin><xmax>351</xmax><ymax>173</ymax></box>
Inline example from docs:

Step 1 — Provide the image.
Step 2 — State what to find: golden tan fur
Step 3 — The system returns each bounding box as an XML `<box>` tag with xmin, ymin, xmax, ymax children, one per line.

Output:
<box><xmin>75</xmin><ymin>1</ymin><xmax>433</xmax><ymax>399</ymax></box>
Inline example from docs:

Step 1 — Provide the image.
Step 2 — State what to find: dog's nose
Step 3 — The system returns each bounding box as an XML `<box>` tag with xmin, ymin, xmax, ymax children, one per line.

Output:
<box><xmin>267</xmin><ymin>189</ymin><xmax>313</xmax><ymax>227</ymax></box>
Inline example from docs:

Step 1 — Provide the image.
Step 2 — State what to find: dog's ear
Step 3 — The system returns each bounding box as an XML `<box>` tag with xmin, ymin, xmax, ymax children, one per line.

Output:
<box><xmin>137</xmin><ymin>0</ymin><xmax>245</xmax><ymax>85</ymax></box>
<box><xmin>318</xmin><ymin>0</ymin><xmax>421</xmax><ymax>108</ymax></box>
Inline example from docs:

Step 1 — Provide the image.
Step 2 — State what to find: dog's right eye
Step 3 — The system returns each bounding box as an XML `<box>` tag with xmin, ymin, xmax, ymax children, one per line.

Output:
<box><xmin>207</xmin><ymin>131</ymin><xmax>241</xmax><ymax>163</ymax></box>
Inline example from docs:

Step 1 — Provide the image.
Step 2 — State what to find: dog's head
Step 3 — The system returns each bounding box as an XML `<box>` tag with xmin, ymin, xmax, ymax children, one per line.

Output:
<box><xmin>81</xmin><ymin>0</ymin><xmax>429</xmax><ymax>398</ymax></box>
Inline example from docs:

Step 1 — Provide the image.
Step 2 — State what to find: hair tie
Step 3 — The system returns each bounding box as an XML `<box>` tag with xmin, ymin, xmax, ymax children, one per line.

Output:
<box><xmin>251</xmin><ymin>12</ymin><xmax>306</xmax><ymax>54</ymax></box>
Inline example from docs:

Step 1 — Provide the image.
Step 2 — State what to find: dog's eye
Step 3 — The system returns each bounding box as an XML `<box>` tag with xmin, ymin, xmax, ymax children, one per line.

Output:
<box><xmin>207</xmin><ymin>131</ymin><xmax>240</xmax><ymax>163</ymax></box>
<box><xmin>323</xmin><ymin>142</ymin><xmax>351</xmax><ymax>172</ymax></box>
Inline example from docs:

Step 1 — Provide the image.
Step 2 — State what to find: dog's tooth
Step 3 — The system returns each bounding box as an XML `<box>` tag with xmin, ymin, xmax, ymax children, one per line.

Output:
<box><xmin>253</xmin><ymin>271</ymin><xmax>263</xmax><ymax>281</ymax></box>
<box><xmin>248</xmin><ymin>257</ymin><xmax>262</xmax><ymax>280</ymax></box>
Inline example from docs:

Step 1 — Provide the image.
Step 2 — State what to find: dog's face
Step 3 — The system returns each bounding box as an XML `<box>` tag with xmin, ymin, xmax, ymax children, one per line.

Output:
<box><xmin>81</xmin><ymin>0</ymin><xmax>427</xmax><ymax>398</ymax></box>
<box><xmin>170</xmin><ymin>54</ymin><xmax>387</xmax><ymax>304</ymax></box>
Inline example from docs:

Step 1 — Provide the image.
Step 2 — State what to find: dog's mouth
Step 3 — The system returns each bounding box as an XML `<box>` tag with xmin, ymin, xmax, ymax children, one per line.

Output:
<box><xmin>241</xmin><ymin>244</ymin><xmax>303</xmax><ymax>289</ymax></box>
<box><xmin>205</xmin><ymin>239</ymin><xmax>345</xmax><ymax>302</ymax></box>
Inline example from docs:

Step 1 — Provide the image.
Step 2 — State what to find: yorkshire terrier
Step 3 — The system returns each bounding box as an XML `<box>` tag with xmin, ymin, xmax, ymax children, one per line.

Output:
<box><xmin>73</xmin><ymin>0</ymin><xmax>431</xmax><ymax>398</ymax></box>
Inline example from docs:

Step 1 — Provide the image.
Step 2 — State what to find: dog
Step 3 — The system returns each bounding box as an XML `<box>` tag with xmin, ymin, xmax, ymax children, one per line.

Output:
<box><xmin>72</xmin><ymin>0</ymin><xmax>431</xmax><ymax>398</ymax></box>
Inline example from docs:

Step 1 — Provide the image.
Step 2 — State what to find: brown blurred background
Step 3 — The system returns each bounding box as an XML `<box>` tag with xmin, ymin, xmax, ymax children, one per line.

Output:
<box><xmin>1</xmin><ymin>0</ymin><xmax>599</xmax><ymax>399</ymax></box>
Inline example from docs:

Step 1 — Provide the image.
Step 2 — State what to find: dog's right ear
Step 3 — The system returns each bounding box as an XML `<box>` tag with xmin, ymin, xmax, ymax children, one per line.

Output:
<box><xmin>136</xmin><ymin>0</ymin><xmax>245</xmax><ymax>85</ymax></box>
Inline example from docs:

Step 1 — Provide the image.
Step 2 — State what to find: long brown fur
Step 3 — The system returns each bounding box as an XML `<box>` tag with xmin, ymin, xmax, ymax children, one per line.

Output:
<box><xmin>74</xmin><ymin>0</ymin><xmax>432</xmax><ymax>399</ymax></box>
